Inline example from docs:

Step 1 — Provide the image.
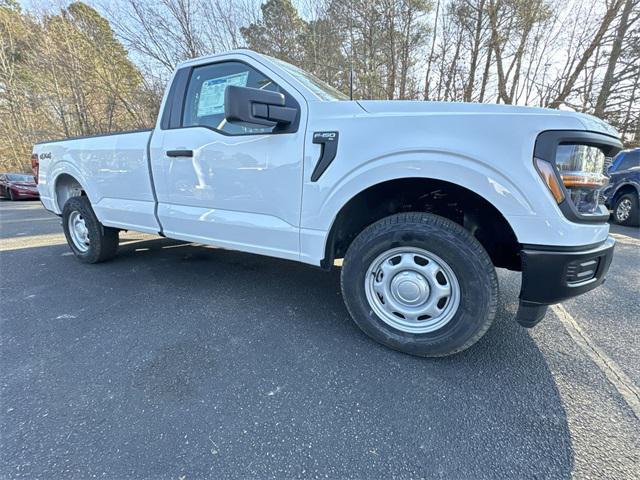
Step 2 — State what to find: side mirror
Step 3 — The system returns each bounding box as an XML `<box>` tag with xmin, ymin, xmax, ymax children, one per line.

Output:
<box><xmin>224</xmin><ymin>85</ymin><xmax>297</xmax><ymax>127</ymax></box>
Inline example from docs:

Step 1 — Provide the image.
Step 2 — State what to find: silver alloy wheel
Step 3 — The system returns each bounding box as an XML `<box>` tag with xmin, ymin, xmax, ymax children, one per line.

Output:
<box><xmin>68</xmin><ymin>210</ymin><xmax>90</xmax><ymax>252</ymax></box>
<box><xmin>616</xmin><ymin>198</ymin><xmax>632</xmax><ymax>222</ymax></box>
<box><xmin>364</xmin><ymin>247</ymin><xmax>461</xmax><ymax>334</ymax></box>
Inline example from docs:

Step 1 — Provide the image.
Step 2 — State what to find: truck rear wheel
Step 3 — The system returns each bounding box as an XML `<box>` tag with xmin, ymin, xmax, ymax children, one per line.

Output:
<box><xmin>341</xmin><ymin>212</ymin><xmax>498</xmax><ymax>357</ymax></box>
<box><xmin>62</xmin><ymin>196</ymin><xmax>119</xmax><ymax>263</ymax></box>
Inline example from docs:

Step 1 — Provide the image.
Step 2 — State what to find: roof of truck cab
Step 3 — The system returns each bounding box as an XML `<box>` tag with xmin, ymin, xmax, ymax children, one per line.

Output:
<box><xmin>176</xmin><ymin>49</ymin><xmax>264</xmax><ymax>68</ymax></box>
<box><xmin>174</xmin><ymin>49</ymin><xmax>320</xmax><ymax>102</ymax></box>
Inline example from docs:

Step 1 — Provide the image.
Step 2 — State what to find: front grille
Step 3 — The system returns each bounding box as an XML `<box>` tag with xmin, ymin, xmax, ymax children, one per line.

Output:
<box><xmin>566</xmin><ymin>257</ymin><xmax>601</xmax><ymax>284</ymax></box>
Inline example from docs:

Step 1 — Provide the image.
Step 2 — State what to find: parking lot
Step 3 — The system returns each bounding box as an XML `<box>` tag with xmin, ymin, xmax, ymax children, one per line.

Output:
<box><xmin>0</xmin><ymin>200</ymin><xmax>638</xmax><ymax>479</ymax></box>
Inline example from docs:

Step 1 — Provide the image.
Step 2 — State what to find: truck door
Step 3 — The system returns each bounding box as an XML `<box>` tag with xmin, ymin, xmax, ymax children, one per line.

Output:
<box><xmin>150</xmin><ymin>58</ymin><xmax>307</xmax><ymax>261</ymax></box>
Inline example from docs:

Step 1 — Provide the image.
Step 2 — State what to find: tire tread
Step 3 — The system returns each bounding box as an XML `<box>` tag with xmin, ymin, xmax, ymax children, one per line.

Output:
<box><xmin>62</xmin><ymin>196</ymin><xmax>119</xmax><ymax>263</ymax></box>
<box><xmin>340</xmin><ymin>212</ymin><xmax>498</xmax><ymax>357</ymax></box>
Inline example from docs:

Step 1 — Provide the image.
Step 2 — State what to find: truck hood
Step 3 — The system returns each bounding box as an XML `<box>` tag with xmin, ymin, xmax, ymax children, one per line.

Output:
<box><xmin>356</xmin><ymin>100</ymin><xmax>619</xmax><ymax>138</ymax></box>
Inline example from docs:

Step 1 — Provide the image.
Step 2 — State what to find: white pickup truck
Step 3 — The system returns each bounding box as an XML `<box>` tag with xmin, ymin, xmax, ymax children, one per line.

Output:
<box><xmin>33</xmin><ymin>49</ymin><xmax>621</xmax><ymax>357</ymax></box>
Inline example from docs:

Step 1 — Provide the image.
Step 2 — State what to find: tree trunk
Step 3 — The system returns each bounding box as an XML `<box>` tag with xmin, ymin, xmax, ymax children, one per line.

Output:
<box><xmin>593</xmin><ymin>0</ymin><xmax>635</xmax><ymax>117</ymax></box>
<box><xmin>464</xmin><ymin>0</ymin><xmax>486</xmax><ymax>102</ymax></box>
<box><xmin>548</xmin><ymin>0</ymin><xmax>623</xmax><ymax>109</ymax></box>
<box><xmin>424</xmin><ymin>0</ymin><xmax>440</xmax><ymax>100</ymax></box>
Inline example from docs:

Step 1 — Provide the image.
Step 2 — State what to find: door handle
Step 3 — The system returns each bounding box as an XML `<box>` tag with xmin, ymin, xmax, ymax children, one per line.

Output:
<box><xmin>166</xmin><ymin>149</ymin><xmax>193</xmax><ymax>158</ymax></box>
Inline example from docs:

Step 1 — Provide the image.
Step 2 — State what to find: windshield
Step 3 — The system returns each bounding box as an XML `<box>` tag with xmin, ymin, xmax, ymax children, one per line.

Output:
<box><xmin>268</xmin><ymin>56</ymin><xmax>349</xmax><ymax>101</ymax></box>
<box><xmin>7</xmin><ymin>174</ymin><xmax>34</xmax><ymax>182</ymax></box>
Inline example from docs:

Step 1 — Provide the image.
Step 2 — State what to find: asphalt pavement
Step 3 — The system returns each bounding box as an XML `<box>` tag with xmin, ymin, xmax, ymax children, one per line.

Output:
<box><xmin>1</xmin><ymin>200</ymin><xmax>638</xmax><ymax>479</ymax></box>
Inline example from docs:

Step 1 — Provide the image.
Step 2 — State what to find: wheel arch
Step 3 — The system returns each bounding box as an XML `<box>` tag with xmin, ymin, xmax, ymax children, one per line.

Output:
<box><xmin>43</xmin><ymin>161</ymin><xmax>96</xmax><ymax>214</ymax></box>
<box><xmin>322</xmin><ymin>177</ymin><xmax>522</xmax><ymax>271</ymax></box>
<box><xmin>612</xmin><ymin>182</ymin><xmax>640</xmax><ymax>204</ymax></box>
<box><xmin>54</xmin><ymin>173</ymin><xmax>87</xmax><ymax>213</ymax></box>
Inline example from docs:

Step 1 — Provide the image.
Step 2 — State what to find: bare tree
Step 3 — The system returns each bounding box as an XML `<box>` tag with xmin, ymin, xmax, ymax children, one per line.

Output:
<box><xmin>547</xmin><ymin>0</ymin><xmax>624</xmax><ymax>108</ymax></box>
<box><xmin>594</xmin><ymin>0</ymin><xmax>638</xmax><ymax>116</ymax></box>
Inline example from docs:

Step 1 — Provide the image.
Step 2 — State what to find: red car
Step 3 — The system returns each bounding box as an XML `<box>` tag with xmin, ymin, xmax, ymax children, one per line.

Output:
<box><xmin>0</xmin><ymin>173</ymin><xmax>40</xmax><ymax>200</ymax></box>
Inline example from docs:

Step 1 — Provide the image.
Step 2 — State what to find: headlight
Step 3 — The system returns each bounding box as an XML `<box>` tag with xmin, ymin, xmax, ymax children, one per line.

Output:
<box><xmin>535</xmin><ymin>144</ymin><xmax>608</xmax><ymax>215</ymax></box>
<box><xmin>556</xmin><ymin>145</ymin><xmax>608</xmax><ymax>214</ymax></box>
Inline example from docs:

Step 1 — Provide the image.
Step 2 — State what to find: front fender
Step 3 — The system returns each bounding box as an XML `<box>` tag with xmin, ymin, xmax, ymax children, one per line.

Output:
<box><xmin>302</xmin><ymin>150</ymin><xmax>534</xmax><ymax>233</ymax></box>
<box><xmin>611</xmin><ymin>180</ymin><xmax>640</xmax><ymax>201</ymax></box>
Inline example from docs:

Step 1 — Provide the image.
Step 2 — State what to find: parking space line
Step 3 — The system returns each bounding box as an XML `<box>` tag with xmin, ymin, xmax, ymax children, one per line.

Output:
<box><xmin>551</xmin><ymin>304</ymin><xmax>640</xmax><ymax>420</ymax></box>
<box><xmin>0</xmin><ymin>233</ymin><xmax>67</xmax><ymax>251</ymax></box>
<box><xmin>0</xmin><ymin>233</ymin><xmax>160</xmax><ymax>251</ymax></box>
<box><xmin>609</xmin><ymin>233</ymin><xmax>639</xmax><ymax>247</ymax></box>
<box><xmin>0</xmin><ymin>205</ymin><xmax>44</xmax><ymax>213</ymax></box>
<box><xmin>0</xmin><ymin>217</ymin><xmax>59</xmax><ymax>223</ymax></box>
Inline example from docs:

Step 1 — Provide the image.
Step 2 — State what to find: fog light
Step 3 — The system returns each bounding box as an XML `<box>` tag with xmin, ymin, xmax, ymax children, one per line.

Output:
<box><xmin>566</xmin><ymin>257</ymin><xmax>600</xmax><ymax>285</ymax></box>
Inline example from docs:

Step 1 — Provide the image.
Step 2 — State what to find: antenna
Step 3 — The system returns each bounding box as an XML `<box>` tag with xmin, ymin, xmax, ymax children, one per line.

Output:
<box><xmin>349</xmin><ymin>67</ymin><xmax>353</xmax><ymax>101</ymax></box>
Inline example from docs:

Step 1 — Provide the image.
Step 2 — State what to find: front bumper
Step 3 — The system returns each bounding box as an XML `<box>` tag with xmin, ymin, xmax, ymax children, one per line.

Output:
<box><xmin>515</xmin><ymin>236</ymin><xmax>615</xmax><ymax>327</ymax></box>
<box><xmin>12</xmin><ymin>188</ymin><xmax>39</xmax><ymax>199</ymax></box>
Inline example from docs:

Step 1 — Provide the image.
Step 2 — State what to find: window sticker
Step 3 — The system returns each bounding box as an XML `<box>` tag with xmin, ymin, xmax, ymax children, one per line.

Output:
<box><xmin>197</xmin><ymin>71</ymin><xmax>249</xmax><ymax>117</ymax></box>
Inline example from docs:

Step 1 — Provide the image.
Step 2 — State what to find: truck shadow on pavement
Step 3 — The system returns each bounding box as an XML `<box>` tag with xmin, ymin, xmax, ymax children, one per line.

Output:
<box><xmin>1</xmin><ymin>237</ymin><xmax>573</xmax><ymax>479</ymax></box>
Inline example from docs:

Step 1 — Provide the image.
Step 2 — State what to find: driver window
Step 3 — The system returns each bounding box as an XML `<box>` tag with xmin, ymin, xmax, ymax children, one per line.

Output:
<box><xmin>182</xmin><ymin>61</ymin><xmax>283</xmax><ymax>135</ymax></box>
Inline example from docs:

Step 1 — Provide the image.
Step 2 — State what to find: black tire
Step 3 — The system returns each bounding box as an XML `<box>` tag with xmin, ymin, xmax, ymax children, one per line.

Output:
<box><xmin>341</xmin><ymin>212</ymin><xmax>498</xmax><ymax>357</ymax></box>
<box><xmin>612</xmin><ymin>193</ymin><xmax>639</xmax><ymax>227</ymax></box>
<box><xmin>62</xmin><ymin>196</ymin><xmax>119</xmax><ymax>263</ymax></box>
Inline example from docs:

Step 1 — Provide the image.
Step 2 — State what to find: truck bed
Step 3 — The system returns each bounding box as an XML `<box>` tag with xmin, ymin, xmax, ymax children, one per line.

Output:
<box><xmin>34</xmin><ymin>129</ymin><xmax>160</xmax><ymax>234</ymax></box>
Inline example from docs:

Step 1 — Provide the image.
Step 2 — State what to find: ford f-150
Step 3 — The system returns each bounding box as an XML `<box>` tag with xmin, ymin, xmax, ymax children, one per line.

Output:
<box><xmin>32</xmin><ymin>49</ymin><xmax>621</xmax><ymax>357</ymax></box>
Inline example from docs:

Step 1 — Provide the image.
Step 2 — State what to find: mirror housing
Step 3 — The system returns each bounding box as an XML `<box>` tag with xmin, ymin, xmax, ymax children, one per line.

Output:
<box><xmin>225</xmin><ymin>85</ymin><xmax>297</xmax><ymax>127</ymax></box>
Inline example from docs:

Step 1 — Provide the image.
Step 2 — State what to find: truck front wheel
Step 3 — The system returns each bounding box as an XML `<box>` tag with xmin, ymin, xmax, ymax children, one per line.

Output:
<box><xmin>62</xmin><ymin>196</ymin><xmax>119</xmax><ymax>263</ymax></box>
<box><xmin>341</xmin><ymin>212</ymin><xmax>498</xmax><ymax>357</ymax></box>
